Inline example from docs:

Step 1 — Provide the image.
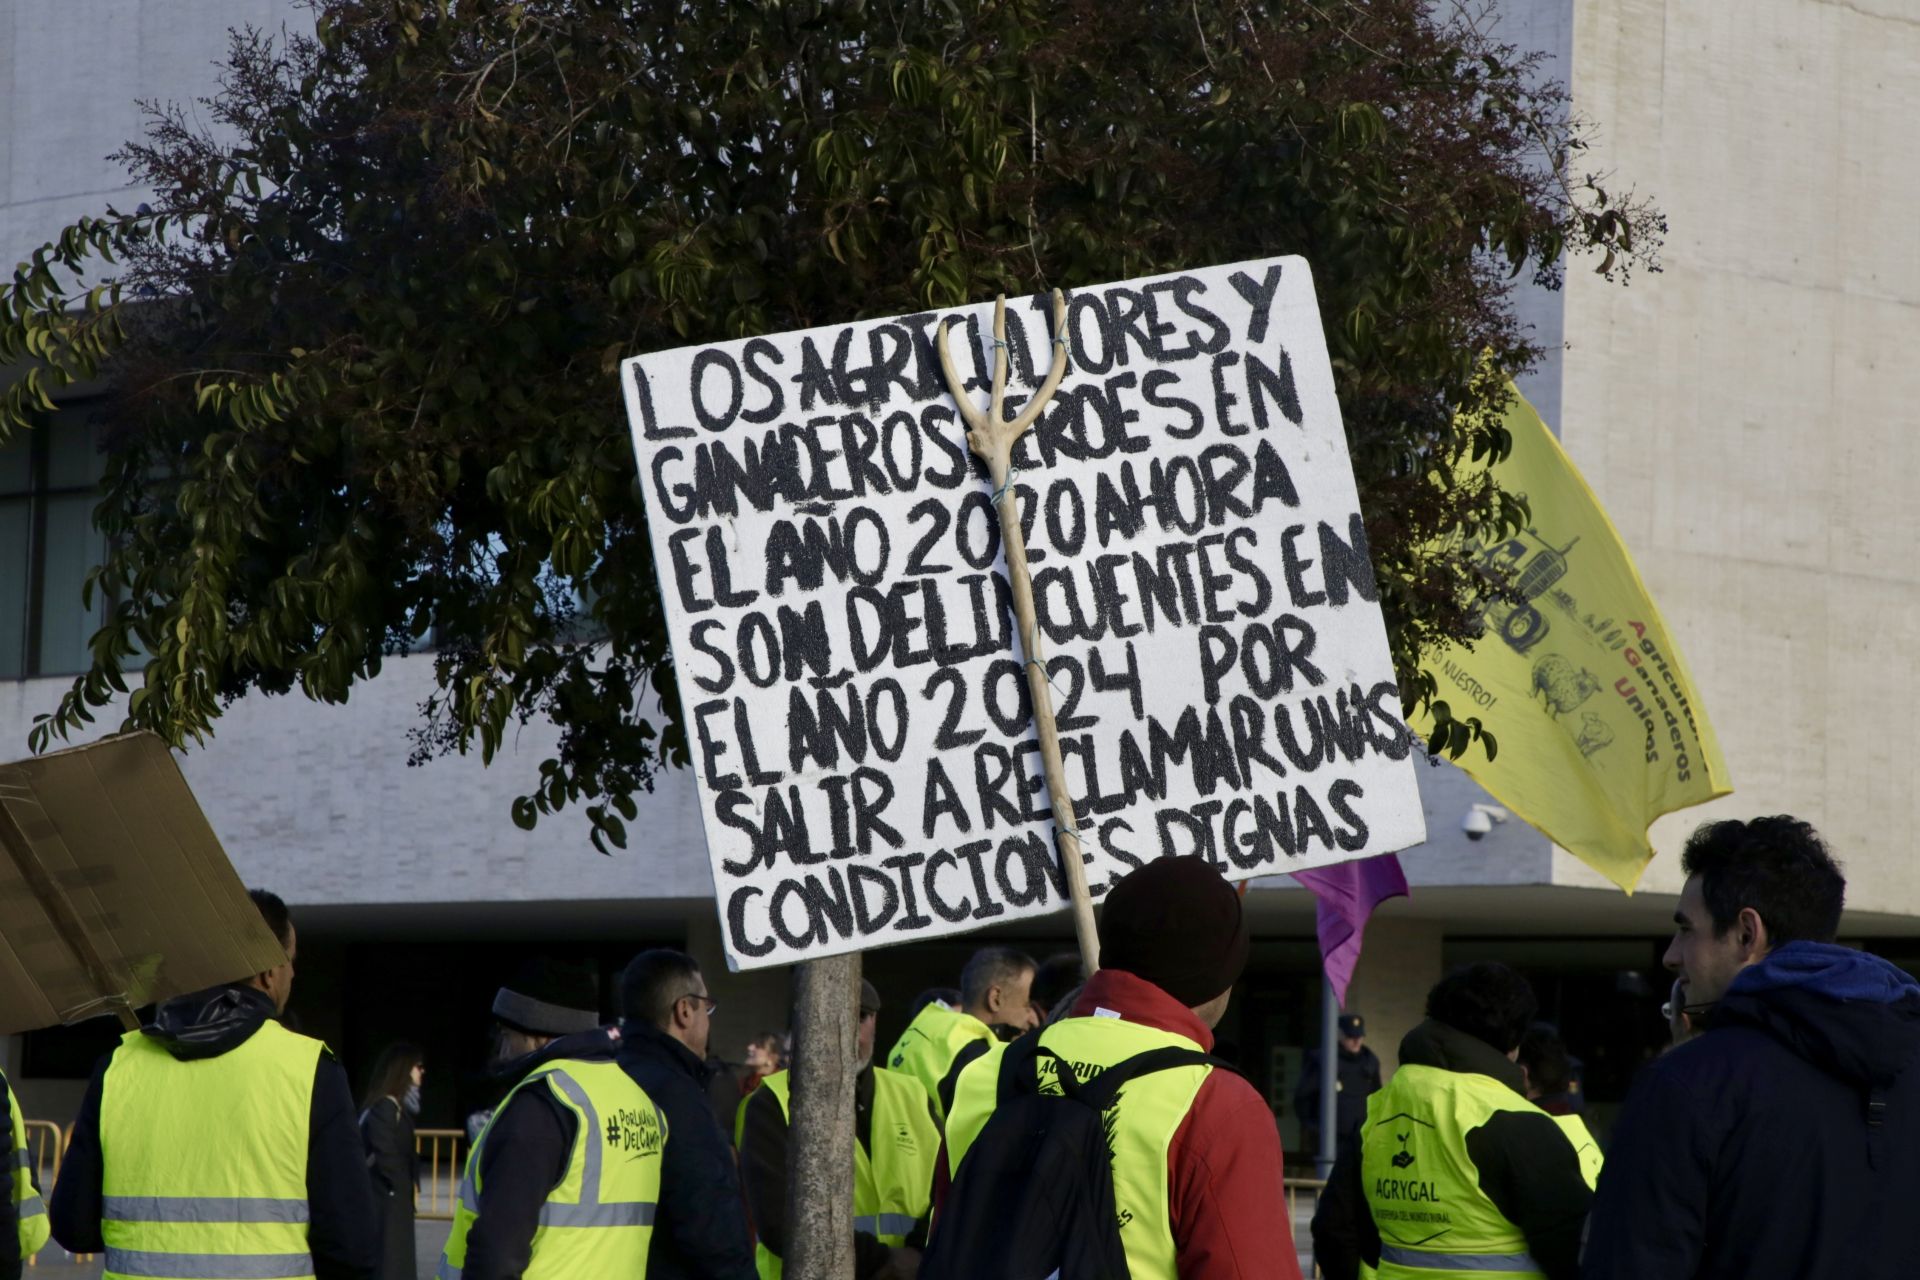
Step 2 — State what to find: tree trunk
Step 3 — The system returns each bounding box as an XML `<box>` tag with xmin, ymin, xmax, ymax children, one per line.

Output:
<box><xmin>783</xmin><ymin>952</ymin><xmax>860</xmax><ymax>1280</ymax></box>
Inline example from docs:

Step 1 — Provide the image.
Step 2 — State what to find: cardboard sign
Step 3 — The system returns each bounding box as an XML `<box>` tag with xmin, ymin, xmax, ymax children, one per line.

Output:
<box><xmin>0</xmin><ymin>732</ymin><xmax>287</xmax><ymax>1032</ymax></box>
<box><xmin>623</xmin><ymin>257</ymin><xmax>1427</xmax><ymax>970</ymax></box>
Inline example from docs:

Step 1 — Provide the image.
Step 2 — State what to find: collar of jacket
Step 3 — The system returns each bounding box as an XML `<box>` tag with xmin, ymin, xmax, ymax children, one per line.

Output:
<box><xmin>619</xmin><ymin>1019</ymin><xmax>713</xmax><ymax>1083</ymax></box>
<box><xmin>141</xmin><ymin>983</ymin><xmax>277</xmax><ymax>1060</ymax></box>
<box><xmin>1396</xmin><ymin>1018</ymin><xmax>1527</xmax><ymax>1095</ymax></box>
<box><xmin>1065</xmin><ymin>968</ymin><xmax>1216</xmax><ymax>1050</ymax></box>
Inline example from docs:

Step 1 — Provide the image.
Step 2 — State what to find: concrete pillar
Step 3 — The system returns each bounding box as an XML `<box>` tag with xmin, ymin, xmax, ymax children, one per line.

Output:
<box><xmin>685</xmin><ymin>907</ymin><xmax>793</xmax><ymax>1067</ymax></box>
<box><xmin>1342</xmin><ymin>915</ymin><xmax>1444</xmax><ymax>1078</ymax></box>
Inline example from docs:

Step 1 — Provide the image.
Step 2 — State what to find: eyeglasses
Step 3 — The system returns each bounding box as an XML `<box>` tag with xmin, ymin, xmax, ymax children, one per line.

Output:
<box><xmin>676</xmin><ymin>992</ymin><xmax>718</xmax><ymax>1016</ymax></box>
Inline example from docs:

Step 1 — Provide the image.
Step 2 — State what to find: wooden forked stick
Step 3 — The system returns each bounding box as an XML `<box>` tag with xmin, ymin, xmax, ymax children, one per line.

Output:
<box><xmin>935</xmin><ymin>291</ymin><xmax>1099</xmax><ymax>976</ymax></box>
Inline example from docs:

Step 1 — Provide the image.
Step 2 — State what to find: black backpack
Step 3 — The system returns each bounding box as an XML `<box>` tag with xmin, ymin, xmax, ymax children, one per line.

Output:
<box><xmin>921</xmin><ymin>1030</ymin><xmax>1229</xmax><ymax>1280</ymax></box>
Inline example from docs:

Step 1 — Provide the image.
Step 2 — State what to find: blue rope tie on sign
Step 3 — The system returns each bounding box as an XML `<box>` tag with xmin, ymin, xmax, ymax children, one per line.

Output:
<box><xmin>990</xmin><ymin>467</ymin><xmax>1019</xmax><ymax>508</ymax></box>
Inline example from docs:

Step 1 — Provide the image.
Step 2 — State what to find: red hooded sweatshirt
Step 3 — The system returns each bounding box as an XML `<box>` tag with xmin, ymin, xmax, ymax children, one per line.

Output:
<box><xmin>933</xmin><ymin>967</ymin><xmax>1301</xmax><ymax>1279</ymax></box>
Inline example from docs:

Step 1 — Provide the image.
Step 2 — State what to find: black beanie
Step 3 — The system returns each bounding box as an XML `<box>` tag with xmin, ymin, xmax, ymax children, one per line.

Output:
<box><xmin>1099</xmin><ymin>856</ymin><xmax>1249</xmax><ymax>1007</ymax></box>
<box><xmin>493</xmin><ymin>958</ymin><xmax>603</xmax><ymax>1036</ymax></box>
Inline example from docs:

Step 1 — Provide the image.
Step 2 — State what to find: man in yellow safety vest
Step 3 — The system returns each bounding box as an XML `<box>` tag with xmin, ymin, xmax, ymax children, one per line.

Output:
<box><xmin>441</xmin><ymin>959</ymin><xmax>666</xmax><ymax>1280</ymax></box>
<box><xmin>1310</xmin><ymin>963</ymin><xmax>1593</xmax><ymax>1280</ymax></box>
<box><xmin>740</xmin><ymin>979</ymin><xmax>939</xmax><ymax>1279</ymax></box>
<box><xmin>50</xmin><ymin>889</ymin><xmax>377</xmax><ymax>1280</ymax></box>
<box><xmin>885</xmin><ymin>948</ymin><xmax>1035</xmax><ymax>1123</ymax></box>
<box><xmin>932</xmin><ymin>856</ymin><xmax>1298</xmax><ymax>1280</ymax></box>
<box><xmin>1</xmin><ymin>1064</ymin><xmax>49</xmax><ymax>1272</ymax></box>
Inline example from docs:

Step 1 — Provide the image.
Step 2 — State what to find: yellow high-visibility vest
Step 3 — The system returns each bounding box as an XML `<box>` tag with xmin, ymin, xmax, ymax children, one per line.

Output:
<box><xmin>751</xmin><ymin>1067</ymin><xmax>939</xmax><ymax>1280</ymax></box>
<box><xmin>98</xmin><ymin>1019</ymin><xmax>322</xmax><ymax>1280</ymax></box>
<box><xmin>4</xmin><ymin>1071</ymin><xmax>47</xmax><ymax>1260</ymax></box>
<box><xmin>940</xmin><ymin>1039</ymin><xmax>1007</xmax><ymax>1178</ymax></box>
<box><xmin>946</xmin><ymin>1016</ymin><xmax>1212</xmax><ymax>1280</ymax></box>
<box><xmin>441</xmin><ymin>1057</ymin><xmax>664</xmax><ymax>1280</ymax></box>
<box><xmin>884</xmin><ymin>1004</ymin><xmax>992</xmax><ymax>1124</ymax></box>
<box><xmin>1361</xmin><ymin>1065</ymin><xmax>1557</xmax><ymax>1280</ymax></box>
<box><xmin>1552</xmin><ymin>1113</ymin><xmax>1603</xmax><ymax>1189</ymax></box>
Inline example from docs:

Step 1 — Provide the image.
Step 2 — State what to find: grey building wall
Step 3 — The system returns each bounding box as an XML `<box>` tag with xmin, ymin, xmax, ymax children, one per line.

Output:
<box><xmin>1</xmin><ymin>1</ymin><xmax>310</xmax><ymax>271</ymax></box>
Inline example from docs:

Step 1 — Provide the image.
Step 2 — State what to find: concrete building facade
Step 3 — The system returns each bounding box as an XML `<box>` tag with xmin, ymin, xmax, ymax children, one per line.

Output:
<box><xmin>4</xmin><ymin>0</ymin><xmax>1917</xmax><ymax>1152</ymax></box>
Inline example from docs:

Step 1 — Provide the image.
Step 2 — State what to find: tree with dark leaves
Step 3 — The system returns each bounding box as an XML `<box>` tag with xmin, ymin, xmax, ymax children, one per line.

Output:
<box><xmin>0</xmin><ymin>0</ymin><xmax>1659</xmax><ymax>850</ymax></box>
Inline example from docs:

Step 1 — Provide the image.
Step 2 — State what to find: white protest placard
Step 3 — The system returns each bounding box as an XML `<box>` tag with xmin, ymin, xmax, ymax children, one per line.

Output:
<box><xmin>623</xmin><ymin>257</ymin><xmax>1428</xmax><ymax>971</ymax></box>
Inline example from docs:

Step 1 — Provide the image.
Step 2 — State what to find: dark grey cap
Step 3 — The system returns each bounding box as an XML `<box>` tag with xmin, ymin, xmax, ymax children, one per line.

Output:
<box><xmin>493</xmin><ymin>958</ymin><xmax>603</xmax><ymax>1036</ymax></box>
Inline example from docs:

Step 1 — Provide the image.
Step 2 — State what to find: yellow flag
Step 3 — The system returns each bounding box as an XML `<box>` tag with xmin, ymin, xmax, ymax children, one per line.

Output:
<box><xmin>1408</xmin><ymin>385</ymin><xmax>1732</xmax><ymax>890</ymax></box>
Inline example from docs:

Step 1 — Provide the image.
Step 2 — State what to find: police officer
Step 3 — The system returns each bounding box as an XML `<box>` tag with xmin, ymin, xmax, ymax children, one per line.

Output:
<box><xmin>442</xmin><ymin>959</ymin><xmax>666</xmax><ymax>1280</ymax></box>
<box><xmin>1295</xmin><ymin>1013</ymin><xmax>1383</xmax><ymax>1154</ymax></box>
<box><xmin>1311</xmin><ymin>964</ymin><xmax>1592</xmax><ymax>1280</ymax></box>
<box><xmin>884</xmin><ymin>948</ymin><xmax>1034</xmax><ymax>1123</ymax></box>
<box><xmin>1</xmin><ymin>1063</ymin><xmax>48</xmax><ymax>1276</ymax></box>
<box><xmin>740</xmin><ymin>980</ymin><xmax>939</xmax><ymax>1280</ymax></box>
<box><xmin>50</xmin><ymin>889</ymin><xmax>377</xmax><ymax>1280</ymax></box>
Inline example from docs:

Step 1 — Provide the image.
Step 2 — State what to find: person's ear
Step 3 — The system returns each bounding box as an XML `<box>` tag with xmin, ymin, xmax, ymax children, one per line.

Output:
<box><xmin>1737</xmin><ymin>906</ymin><xmax>1770</xmax><ymax>958</ymax></box>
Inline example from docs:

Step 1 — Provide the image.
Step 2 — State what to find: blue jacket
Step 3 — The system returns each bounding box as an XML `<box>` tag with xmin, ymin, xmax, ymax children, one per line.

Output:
<box><xmin>1583</xmin><ymin>943</ymin><xmax>1920</xmax><ymax>1279</ymax></box>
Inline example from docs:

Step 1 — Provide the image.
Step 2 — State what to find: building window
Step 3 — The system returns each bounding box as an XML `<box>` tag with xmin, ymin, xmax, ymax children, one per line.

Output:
<box><xmin>0</xmin><ymin>404</ymin><xmax>108</xmax><ymax>679</ymax></box>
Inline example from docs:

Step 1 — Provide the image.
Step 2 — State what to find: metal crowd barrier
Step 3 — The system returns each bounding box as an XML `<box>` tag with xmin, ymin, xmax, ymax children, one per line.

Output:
<box><xmin>414</xmin><ymin>1128</ymin><xmax>468</xmax><ymax>1221</ymax></box>
<box><xmin>1284</xmin><ymin>1177</ymin><xmax>1328</xmax><ymax>1279</ymax></box>
<box><xmin>22</xmin><ymin>1121</ymin><xmax>73</xmax><ymax>1266</ymax></box>
<box><xmin>21</xmin><ymin>1119</ymin><xmax>62</xmax><ymax>1188</ymax></box>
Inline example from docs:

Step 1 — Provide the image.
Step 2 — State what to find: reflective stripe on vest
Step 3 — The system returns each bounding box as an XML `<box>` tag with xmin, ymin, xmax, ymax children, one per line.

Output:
<box><xmin>6</xmin><ymin>1072</ymin><xmax>48</xmax><ymax>1261</ymax></box>
<box><xmin>103</xmin><ymin>1250</ymin><xmax>316</xmax><ymax>1278</ymax></box>
<box><xmin>882</xmin><ymin>1005</ymin><xmax>992</xmax><ymax>1124</ymax></box>
<box><xmin>99</xmin><ymin>1021</ymin><xmax>321</xmax><ymax>1280</ymax></box>
<box><xmin>1360</xmin><ymin>1065</ymin><xmax>1552</xmax><ymax>1280</ymax></box>
<box><xmin>104</xmin><ymin>1198</ymin><xmax>309</xmax><ymax>1223</ymax></box>
<box><xmin>1379</xmin><ymin>1245</ymin><xmax>1542</xmax><ymax>1273</ymax></box>
<box><xmin>440</xmin><ymin>1058</ymin><xmax>663</xmax><ymax>1280</ymax></box>
<box><xmin>1551</xmin><ymin>1114</ymin><xmax>1603</xmax><ymax>1190</ymax></box>
<box><xmin>752</xmin><ymin>1068</ymin><xmax>940</xmax><ymax>1280</ymax></box>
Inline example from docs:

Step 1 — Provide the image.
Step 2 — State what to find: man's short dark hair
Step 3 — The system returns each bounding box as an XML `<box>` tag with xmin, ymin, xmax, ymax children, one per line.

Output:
<box><xmin>1031</xmin><ymin>953</ymin><xmax>1083</xmax><ymax>1017</ymax></box>
<box><xmin>1681</xmin><ymin>816</ymin><xmax>1845</xmax><ymax>945</ymax></box>
<box><xmin>248</xmin><ymin>888</ymin><xmax>293</xmax><ymax>950</ymax></box>
<box><xmin>1517</xmin><ymin>1023</ymin><xmax>1572</xmax><ymax>1095</ymax></box>
<box><xmin>620</xmin><ymin>949</ymin><xmax>702</xmax><ymax>1029</ymax></box>
<box><xmin>1427</xmin><ymin>962</ymin><xmax>1538</xmax><ymax>1055</ymax></box>
<box><xmin>960</xmin><ymin>947</ymin><xmax>1035</xmax><ymax>1010</ymax></box>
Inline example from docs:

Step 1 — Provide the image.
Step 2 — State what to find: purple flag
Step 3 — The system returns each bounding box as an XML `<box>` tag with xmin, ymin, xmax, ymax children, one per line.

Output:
<box><xmin>1293</xmin><ymin>854</ymin><xmax>1409</xmax><ymax>1006</ymax></box>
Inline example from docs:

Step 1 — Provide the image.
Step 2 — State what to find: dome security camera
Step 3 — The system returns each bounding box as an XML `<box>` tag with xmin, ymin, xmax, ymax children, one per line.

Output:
<box><xmin>1461</xmin><ymin>803</ymin><xmax>1510</xmax><ymax>842</ymax></box>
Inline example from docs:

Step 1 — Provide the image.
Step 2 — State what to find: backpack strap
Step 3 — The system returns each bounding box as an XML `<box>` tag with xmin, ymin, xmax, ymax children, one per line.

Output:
<box><xmin>995</xmin><ymin>1028</ymin><xmax>1047</xmax><ymax>1105</ymax></box>
<box><xmin>1075</xmin><ymin>1046</ymin><xmax>1233</xmax><ymax>1113</ymax></box>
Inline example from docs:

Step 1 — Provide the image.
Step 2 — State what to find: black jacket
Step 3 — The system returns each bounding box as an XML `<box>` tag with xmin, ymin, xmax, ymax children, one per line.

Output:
<box><xmin>1583</xmin><ymin>942</ymin><xmax>1920</xmax><ymax>1280</ymax></box>
<box><xmin>615</xmin><ymin>1023</ymin><xmax>756</xmax><ymax>1280</ymax></box>
<box><xmin>1294</xmin><ymin>1043</ymin><xmax>1384</xmax><ymax>1137</ymax></box>
<box><xmin>1312</xmin><ymin>1019</ymin><xmax>1591</xmax><ymax>1280</ymax></box>
<box><xmin>457</xmin><ymin>1027</ymin><xmax>624</xmax><ymax>1280</ymax></box>
<box><xmin>49</xmin><ymin>985</ymin><xmax>377</xmax><ymax>1280</ymax></box>
<box><xmin>360</xmin><ymin>1095</ymin><xmax>418</xmax><ymax>1280</ymax></box>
